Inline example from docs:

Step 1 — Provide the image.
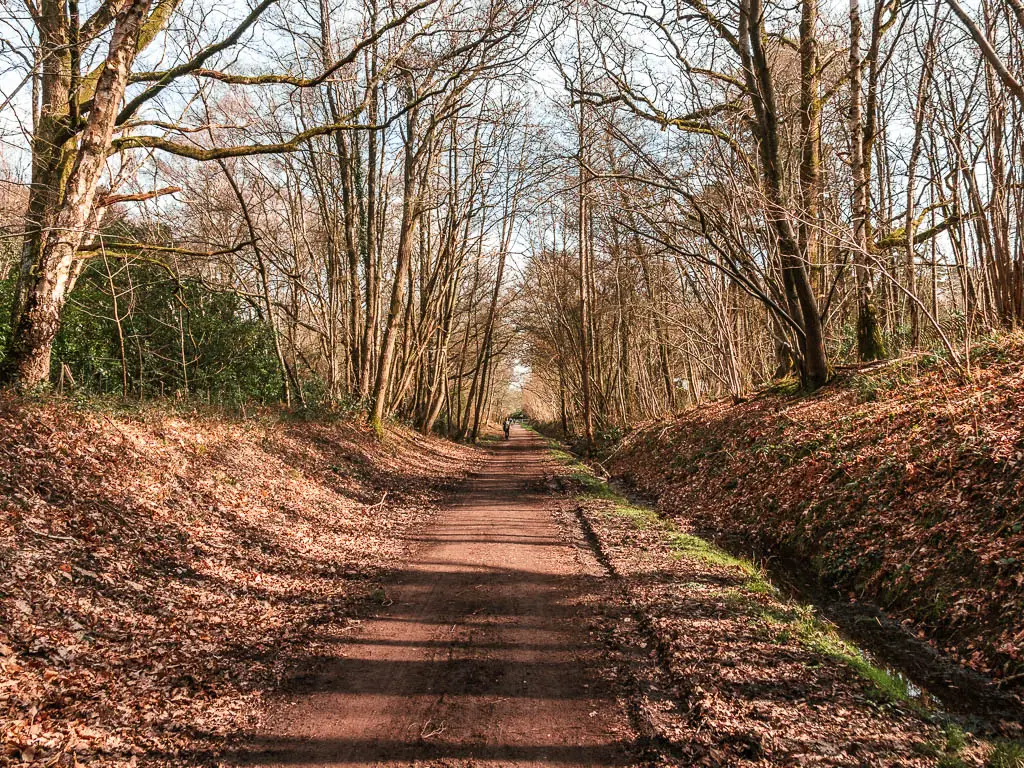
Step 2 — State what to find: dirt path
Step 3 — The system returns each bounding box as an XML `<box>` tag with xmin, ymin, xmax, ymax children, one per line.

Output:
<box><xmin>234</xmin><ymin>425</ymin><xmax>638</xmax><ymax>767</ymax></box>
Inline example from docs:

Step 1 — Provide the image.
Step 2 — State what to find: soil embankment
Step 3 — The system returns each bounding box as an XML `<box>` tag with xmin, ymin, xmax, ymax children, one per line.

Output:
<box><xmin>0</xmin><ymin>398</ymin><xmax>476</xmax><ymax>765</ymax></box>
<box><xmin>2</xmin><ymin>404</ymin><xmax>1016</xmax><ymax>767</ymax></box>
<box><xmin>604</xmin><ymin>345</ymin><xmax>1024</xmax><ymax>725</ymax></box>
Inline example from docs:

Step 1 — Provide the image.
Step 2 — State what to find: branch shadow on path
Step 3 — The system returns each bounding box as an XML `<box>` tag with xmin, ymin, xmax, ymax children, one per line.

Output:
<box><xmin>219</xmin><ymin>426</ymin><xmax>640</xmax><ymax>768</ymax></box>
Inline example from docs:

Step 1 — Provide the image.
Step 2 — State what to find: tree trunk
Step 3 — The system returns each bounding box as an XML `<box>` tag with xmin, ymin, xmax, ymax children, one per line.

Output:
<box><xmin>850</xmin><ymin>0</ymin><xmax>885</xmax><ymax>361</ymax></box>
<box><xmin>740</xmin><ymin>0</ymin><xmax>830</xmax><ymax>388</ymax></box>
<box><xmin>3</xmin><ymin>0</ymin><xmax>152</xmax><ymax>387</ymax></box>
<box><xmin>369</xmin><ymin>94</ymin><xmax>418</xmax><ymax>429</ymax></box>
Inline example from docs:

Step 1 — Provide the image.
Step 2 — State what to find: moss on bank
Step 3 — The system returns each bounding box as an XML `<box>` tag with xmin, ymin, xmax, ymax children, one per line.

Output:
<box><xmin>542</xmin><ymin>436</ymin><xmax>916</xmax><ymax>709</ymax></box>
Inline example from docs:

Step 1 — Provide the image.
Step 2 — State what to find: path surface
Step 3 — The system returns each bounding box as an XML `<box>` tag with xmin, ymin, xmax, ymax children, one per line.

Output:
<box><xmin>237</xmin><ymin>425</ymin><xmax>637</xmax><ymax>767</ymax></box>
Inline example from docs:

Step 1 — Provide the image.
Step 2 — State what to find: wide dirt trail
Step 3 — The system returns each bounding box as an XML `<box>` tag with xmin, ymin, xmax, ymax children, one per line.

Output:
<box><xmin>238</xmin><ymin>425</ymin><xmax>637</xmax><ymax>767</ymax></box>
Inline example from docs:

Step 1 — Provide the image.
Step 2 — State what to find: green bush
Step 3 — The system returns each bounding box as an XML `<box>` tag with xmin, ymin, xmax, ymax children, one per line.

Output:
<box><xmin>0</xmin><ymin>262</ymin><xmax>285</xmax><ymax>404</ymax></box>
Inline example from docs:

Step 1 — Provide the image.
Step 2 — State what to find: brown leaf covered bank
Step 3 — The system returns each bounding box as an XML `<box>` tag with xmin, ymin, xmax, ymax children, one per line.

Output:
<box><xmin>0</xmin><ymin>398</ymin><xmax>479</xmax><ymax>765</ymax></box>
<box><xmin>605</xmin><ymin>342</ymin><xmax>1024</xmax><ymax>715</ymax></box>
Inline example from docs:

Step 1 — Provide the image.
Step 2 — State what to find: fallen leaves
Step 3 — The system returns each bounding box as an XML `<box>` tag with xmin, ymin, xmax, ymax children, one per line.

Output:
<box><xmin>573</xmin><ymin>497</ymin><xmax>945</xmax><ymax>767</ymax></box>
<box><xmin>608</xmin><ymin>340</ymin><xmax>1024</xmax><ymax>701</ymax></box>
<box><xmin>0</xmin><ymin>397</ymin><xmax>480</xmax><ymax>766</ymax></box>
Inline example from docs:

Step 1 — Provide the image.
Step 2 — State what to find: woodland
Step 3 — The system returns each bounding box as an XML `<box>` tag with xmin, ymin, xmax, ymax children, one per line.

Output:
<box><xmin>2</xmin><ymin>0</ymin><xmax>1024</xmax><ymax>764</ymax></box>
<box><xmin>1</xmin><ymin>0</ymin><xmax>1022</xmax><ymax>432</ymax></box>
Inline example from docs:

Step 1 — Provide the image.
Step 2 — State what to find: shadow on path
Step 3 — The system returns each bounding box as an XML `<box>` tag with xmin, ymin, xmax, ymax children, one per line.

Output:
<box><xmin>230</xmin><ymin>426</ymin><xmax>637</xmax><ymax>768</ymax></box>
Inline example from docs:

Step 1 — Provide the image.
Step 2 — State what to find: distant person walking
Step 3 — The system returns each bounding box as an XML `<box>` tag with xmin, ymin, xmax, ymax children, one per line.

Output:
<box><xmin>503</xmin><ymin>418</ymin><xmax>511</xmax><ymax>440</ymax></box>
